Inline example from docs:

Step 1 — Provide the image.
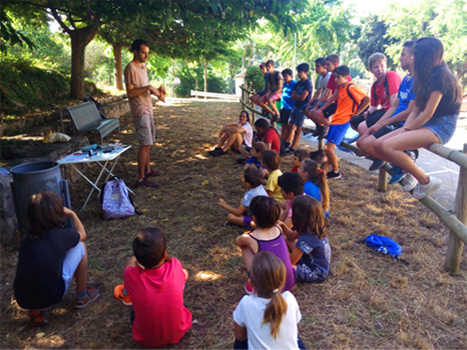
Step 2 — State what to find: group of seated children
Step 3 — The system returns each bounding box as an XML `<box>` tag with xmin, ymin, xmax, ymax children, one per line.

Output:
<box><xmin>250</xmin><ymin>36</ymin><xmax>460</xmax><ymax>200</ymax></box>
<box><xmin>14</xmin><ymin>37</ymin><xmax>461</xmax><ymax>349</ymax></box>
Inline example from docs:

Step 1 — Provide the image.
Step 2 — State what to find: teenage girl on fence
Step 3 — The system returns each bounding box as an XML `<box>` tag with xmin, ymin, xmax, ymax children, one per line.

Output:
<box><xmin>279</xmin><ymin>195</ymin><xmax>331</xmax><ymax>283</ymax></box>
<box><xmin>233</xmin><ymin>252</ymin><xmax>305</xmax><ymax>350</ymax></box>
<box><xmin>298</xmin><ymin>159</ymin><xmax>330</xmax><ymax>216</ymax></box>
<box><xmin>374</xmin><ymin>37</ymin><xmax>461</xmax><ymax>199</ymax></box>
<box><xmin>235</xmin><ymin>196</ymin><xmax>296</xmax><ymax>293</ymax></box>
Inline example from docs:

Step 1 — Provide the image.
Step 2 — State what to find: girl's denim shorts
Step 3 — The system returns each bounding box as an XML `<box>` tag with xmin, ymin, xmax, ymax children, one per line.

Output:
<box><xmin>422</xmin><ymin>114</ymin><xmax>458</xmax><ymax>145</ymax></box>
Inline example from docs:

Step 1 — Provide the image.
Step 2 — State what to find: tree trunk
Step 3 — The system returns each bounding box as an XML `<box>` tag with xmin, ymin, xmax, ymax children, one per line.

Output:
<box><xmin>113</xmin><ymin>43</ymin><xmax>123</xmax><ymax>90</ymax></box>
<box><xmin>69</xmin><ymin>26</ymin><xmax>98</xmax><ymax>99</ymax></box>
<box><xmin>204</xmin><ymin>58</ymin><xmax>207</xmax><ymax>99</ymax></box>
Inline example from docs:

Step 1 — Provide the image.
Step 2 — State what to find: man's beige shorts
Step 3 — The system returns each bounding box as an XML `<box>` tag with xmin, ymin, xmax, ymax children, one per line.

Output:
<box><xmin>133</xmin><ymin>113</ymin><xmax>155</xmax><ymax>146</ymax></box>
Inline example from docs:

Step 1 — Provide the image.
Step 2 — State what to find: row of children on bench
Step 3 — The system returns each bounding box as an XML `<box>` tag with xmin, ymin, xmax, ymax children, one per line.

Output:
<box><xmin>252</xmin><ymin>37</ymin><xmax>461</xmax><ymax>199</ymax></box>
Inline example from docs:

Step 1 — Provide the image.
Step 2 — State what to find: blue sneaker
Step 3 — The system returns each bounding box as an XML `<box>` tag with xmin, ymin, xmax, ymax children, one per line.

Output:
<box><xmin>389</xmin><ymin>166</ymin><xmax>406</xmax><ymax>184</ymax></box>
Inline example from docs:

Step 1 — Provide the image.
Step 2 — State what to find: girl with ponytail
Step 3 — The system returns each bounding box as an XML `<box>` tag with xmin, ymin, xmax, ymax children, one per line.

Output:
<box><xmin>233</xmin><ymin>252</ymin><xmax>304</xmax><ymax>349</ymax></box>
<box><xmin>299</xmin><ymin>159</ymin><xmax>330</xmax><ymax>216</ymax></box>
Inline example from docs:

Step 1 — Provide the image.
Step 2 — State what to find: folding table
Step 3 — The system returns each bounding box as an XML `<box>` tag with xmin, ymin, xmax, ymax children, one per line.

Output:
<box><xmin>58</xmin><ymin>145</ymin><xmax>134</xmax><ymax>211</ymax></box>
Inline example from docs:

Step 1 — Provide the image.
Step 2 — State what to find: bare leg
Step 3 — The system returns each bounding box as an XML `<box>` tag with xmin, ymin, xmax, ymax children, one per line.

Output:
<box><xmin>74</xmin><ymin>242</ymin><xmax>88</xmax><ymax>294</ymax></box>
<box><xmin>357</xmin><ymin>121</ymin><xmax>369</xmax><ymax>136</ymax></box>
<box><xmin>286</xmin><ymin>124</ymin><xmax>297</xmax><ymax>144</ymax></box>
<box><xmin>324</xmin><ymin>142</ymin><xmax>338</xmax><ymax>173</ymax></box>
<box><xmin>241</xmin><ymin>247</ymin><xmax>255</xmax><ymax>271</ymax></box>
<box><xmin>232</xmin><ymin>134</ymin><xmax>243</xmax><ymax>151</ymax></box>
<box><xmin>258</xmin><ymin>98</ymin><xmax>275</xmax><ymax>115</ymax></box>
<box><xmin>291</xmin><ymin>126</ymin><xmax>302</xmax><ymax>150</ymax></box>
<box><xmin>217</xmin><ymin>133</ymin><xmax>229</xmax><ymax>148</ymax></box>
<box><xmin>227</xmin><ymin>213</ymin><xmax>245</xmax><ymax>226</ymax></box>
<box><xmin>221</xmin><ymin>132</ymin><xmax>240</xmax><ymax>152</ymax></box>
<box><xmin>268</xmin><ymin>97</ymin><xmax>279</xmax><ymax>116</ymax></box>
<box><xmin>374</xmin><ymin>128</ymin><xmax>439</xmax><ymax>184</ymax></box>
<box><xmin>138</xmin><ymin>146</ymin><xmax>151</xmax><ymax>180</ymax></box>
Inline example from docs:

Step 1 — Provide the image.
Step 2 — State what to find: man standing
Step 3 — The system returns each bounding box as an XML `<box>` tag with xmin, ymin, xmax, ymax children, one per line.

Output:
<box><xmin>124</xmin><ymin>39</ymin><xmax>165</xmax><ymax>188</ymax></box>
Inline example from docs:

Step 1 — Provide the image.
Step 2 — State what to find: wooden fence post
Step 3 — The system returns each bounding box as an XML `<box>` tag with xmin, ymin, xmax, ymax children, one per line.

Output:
<box><xmin>378</xmin><ymin>168</ymin><xmax>388</xmax><ymax>192</ymax></box>
<box><xmin>444</xmin><ymin>143</ymin><xmax>467</xmax><ymax>273</ymax></box>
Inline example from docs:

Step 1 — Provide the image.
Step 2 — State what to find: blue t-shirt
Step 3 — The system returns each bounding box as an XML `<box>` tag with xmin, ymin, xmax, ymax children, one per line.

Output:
<box><xmin>241</xmin><ymin>185</ymin><xmax>268</xmax><ymax>209</ymax></box>
<box><xmin>392</xmin><ymin>74</ymin><xmax>415</xmax><ymax>123</ymax></box>
<box><xmin>296</xmin><ymin>234</ymin><xmax>331</xmax><ymax>278</ymax></box>
<box><xmin>293</xmin><ymin>79</ymin><xmax>313</xmax><ymax>109</ymax></box>
<box><xmin>281</xmin><ymin>80</ymin><xmax>297</xmax><ymax>110</ymax></box>
<box><xmin>245</xmin><ymin>156</ymin><xmax>261</xmax><ymax>168</ymax></box>
<box><xmin>304</xmin><ymin>181</ymin><xmax>321</xmax><ymax>202</ymax></box>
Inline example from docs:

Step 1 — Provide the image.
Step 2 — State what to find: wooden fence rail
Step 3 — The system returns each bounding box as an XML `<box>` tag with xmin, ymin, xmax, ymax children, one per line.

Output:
<box><xmin>239</xmin><ymin>84</ymin><xmax>466</xmax><ymax>274</ymax></box>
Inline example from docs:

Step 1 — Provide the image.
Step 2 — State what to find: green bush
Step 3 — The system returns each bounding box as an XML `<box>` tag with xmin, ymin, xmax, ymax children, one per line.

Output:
<box><xmin>175</xmin><ymin>65</ymin><xmax>227</xmax><ymax>97</ymax></box>
<box><xmin>0</xmin><ymin>57</ymin><xmax>69</xmax><ymax>114</ymax></box>
<box><xmin>0</xmin><ymin>57</ymin><xmax>102</xmax><ymax>115</ymax></box>
<box><xmin>245</xmin><ymin>65</ymin><xmax>265</xmax><ymax>93</ymax></box>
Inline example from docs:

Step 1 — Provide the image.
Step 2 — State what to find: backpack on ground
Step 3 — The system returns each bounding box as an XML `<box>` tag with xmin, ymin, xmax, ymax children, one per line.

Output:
<box><xmin>100</xmin><ymin>177</ymin><xmax>135</xmax><ymax>219</ymax></box>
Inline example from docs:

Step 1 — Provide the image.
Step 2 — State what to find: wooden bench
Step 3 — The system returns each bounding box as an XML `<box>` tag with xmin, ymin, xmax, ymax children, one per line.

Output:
<box><xmin>60</xmin><ymin>102</ymin><xmax>120</xmax><ymax>144</ymax></box>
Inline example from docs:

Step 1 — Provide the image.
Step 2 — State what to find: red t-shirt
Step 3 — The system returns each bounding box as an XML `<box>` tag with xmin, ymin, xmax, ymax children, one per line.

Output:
<box><xmin>326</xmin><ymin>72</ymin><xmax>352</xmax><ymax>94</ymax></box>
<box><xmin>124</xmin><ymin>258</ymin><xmax>192</xmax><ymax>348</ymax></box>
<box><xmin>261</xmin><ymin>128</ymin><xmax>281</xmax><ymax>153</ymax></box>
<box><xmin>370</xmin><ymin>71</ymin><xmax>401</xmax><ymax>109</ymax></box>
<box><xmin>290</xmin><ymin>165</ymin><xmax>299</xmax><ymax>172</ymax></box>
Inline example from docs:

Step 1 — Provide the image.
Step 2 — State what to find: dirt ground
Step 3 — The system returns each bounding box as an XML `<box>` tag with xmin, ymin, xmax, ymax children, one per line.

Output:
<box><xmin>1</xmin><ymin>100</ymin><xmax>466</xmax><ymax>349</ymax></box>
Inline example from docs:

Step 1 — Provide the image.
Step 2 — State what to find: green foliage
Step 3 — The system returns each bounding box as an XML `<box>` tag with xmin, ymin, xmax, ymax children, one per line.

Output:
<box><xmin>245</xmin><ymin>65</ymin><xmax>265</xmax><ymax>92</ymax></box>
<box><xmin>174</xmin><ymin>64</ymin><xmax>227</xmax><ymax>97</ymax></box>
<box><xmin>0</xmin><ymin>7</ymin><xmax>35</xmax><ymax>52</ymax></box>
<box><xmin>382</xmin><ymin>0</ymin><xmax>467</xmax><ymax>88</ymax></box>
<box><xmin>0</xmin><ymin>57</ymin><xmax>69</xmax><ymax>114</ymax></box>
<box><xmin>357</xmin><ymin>15</ymin><xmax>396</xmax><ymax>70</ymax></box>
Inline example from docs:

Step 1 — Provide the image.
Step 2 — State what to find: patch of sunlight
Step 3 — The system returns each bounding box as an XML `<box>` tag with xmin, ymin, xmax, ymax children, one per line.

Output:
<box><xmin>54</xmin><ymin>307</ymin><xmax>68</xmax><ymax>315</ymax></box>
<box><xmin>194</xmin><ymin>271</ymin><xmax>223</xmax><ymax>281</ymax></box>
<box><xmin>195</xmin><ymin>154</ymin><xmax>208</xmax><ymax>160</ymax></box>
<box><xmin>34</xmin><ymin>334</ymin><xmax>65</xmax><ymax>347</ymax></box>
<box><xmin>121</xmin><ymin>129</ymin><xmax>133</xmax><ymax>134</ymax></box>
<box><xmin>129</xmin><ymin>161</ymin><xmax>138</xmax><ymax>166</ymax></box>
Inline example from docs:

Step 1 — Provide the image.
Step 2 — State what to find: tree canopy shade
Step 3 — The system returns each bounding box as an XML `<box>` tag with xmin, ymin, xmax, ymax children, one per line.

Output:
<box><xmin>3</xmin><ymin>0</ymin><xmax>299</xmax><ymax>99</ymax></box>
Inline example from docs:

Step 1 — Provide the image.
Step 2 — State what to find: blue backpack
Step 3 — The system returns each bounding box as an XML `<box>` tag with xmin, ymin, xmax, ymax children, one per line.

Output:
<box><xmin>365</xmin><ymin>234</ymin><xmax>402</xmax><ymax>258</ymax></box>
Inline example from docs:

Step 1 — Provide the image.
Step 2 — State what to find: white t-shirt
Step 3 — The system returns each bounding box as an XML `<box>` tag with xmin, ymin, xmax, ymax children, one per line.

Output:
<box><xmin>240</xmin><ymin>122</ymin><xmax>253</xmax><ymax>148</ymax></box>
<box><xmin>317</xmin><ymin>72</ymin><xmax>331</xmax><ymax>98</ymax></box>
<box><xmin>233</xmin><ymin>291</ymin><xmax>301</xmax><ymax>350</ymax></box>
<box><xmin>241</xmin><ymin>185</ymin><xmax>268</xmax><ymax>208</ymax></box>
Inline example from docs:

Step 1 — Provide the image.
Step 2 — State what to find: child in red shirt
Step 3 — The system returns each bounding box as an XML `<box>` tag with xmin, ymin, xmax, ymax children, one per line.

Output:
<box><xmin>116</xmin><ymin>228</ymin><xmax>192</xmax><ymax>348</ymax></box>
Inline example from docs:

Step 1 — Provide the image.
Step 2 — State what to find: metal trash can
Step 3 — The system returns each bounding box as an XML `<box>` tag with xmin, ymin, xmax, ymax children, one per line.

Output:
<box><xmin>10</xmin><ymin>161</ymin><xmax>71</xmax><ymax>237</ymax></box>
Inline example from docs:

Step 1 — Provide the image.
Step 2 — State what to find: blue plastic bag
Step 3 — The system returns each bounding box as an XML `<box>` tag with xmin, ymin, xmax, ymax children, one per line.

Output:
<box><xmin>365</xmin><ymin>234</ymin><xmax>402</xmax><ymax>258</ymax></box>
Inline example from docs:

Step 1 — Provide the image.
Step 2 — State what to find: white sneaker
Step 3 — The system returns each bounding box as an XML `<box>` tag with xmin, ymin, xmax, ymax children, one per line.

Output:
<box><xmin>402</xmin><ymin>173</ymin><xmax>418</xmax><ymax>192</ymax></box>
<box><xmin>413</xmin><ymin>176</ymin><xmax>442</xmax><ymax>199</ymax></box>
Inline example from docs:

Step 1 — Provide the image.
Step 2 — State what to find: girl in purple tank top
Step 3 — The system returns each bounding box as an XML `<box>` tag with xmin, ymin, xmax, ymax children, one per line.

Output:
<box><xmin>235</xmin><ymin>196</ymin><xmax>296</xmax><ymax>292</ymax></box>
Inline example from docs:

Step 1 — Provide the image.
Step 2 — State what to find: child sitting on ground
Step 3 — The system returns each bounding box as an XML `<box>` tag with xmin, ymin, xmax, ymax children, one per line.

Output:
<box><xmin>14</xmin><ymin>192</ymin><xmax>100</xmax><ymax>326</ymax></box>
<box><xmin>278</xmin><ymin>172</ymin><xmax>305</xmax><ymax>228</ymax></box>
<box><xmin>290</xmin><ymin>148</ymin><xmax>310</xmax><ymax>172</ymax></box>
<box><xmin>116</xmin><ymin>227</ymin><xmax>192</xmax><ymax>348</ymax></box>
<box><xmin>235</xmin><ymin>196</ymin><xmax>296</xmax><ymax>293</ymax></box>
<box><xmin>279</xmin><ymin>196</ymin><xmax>331</xmax><ymax>283</ymax></box>
<box><xmin>261</xmin><ymin>150</ymin><xmax>283</xmax><ymax>201</ymax></box>
<box><xmin>233</xmin><ymin>252</ymin><xmax>304</xmax><ymax>350</ymax></box>
<box><xmin>298</xmin><ymin>159</ymin><xmax>330</xmax><ymax>217</ymax></box>
<box><xmin>243</xmin><ymin>142</ymin><xmax>266</xmax><ymax>170</ymax></box>
<box><xmin>218</xmin><ymin>168</ymin><xmax>267</xmax><ymax>228</ymax></box>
